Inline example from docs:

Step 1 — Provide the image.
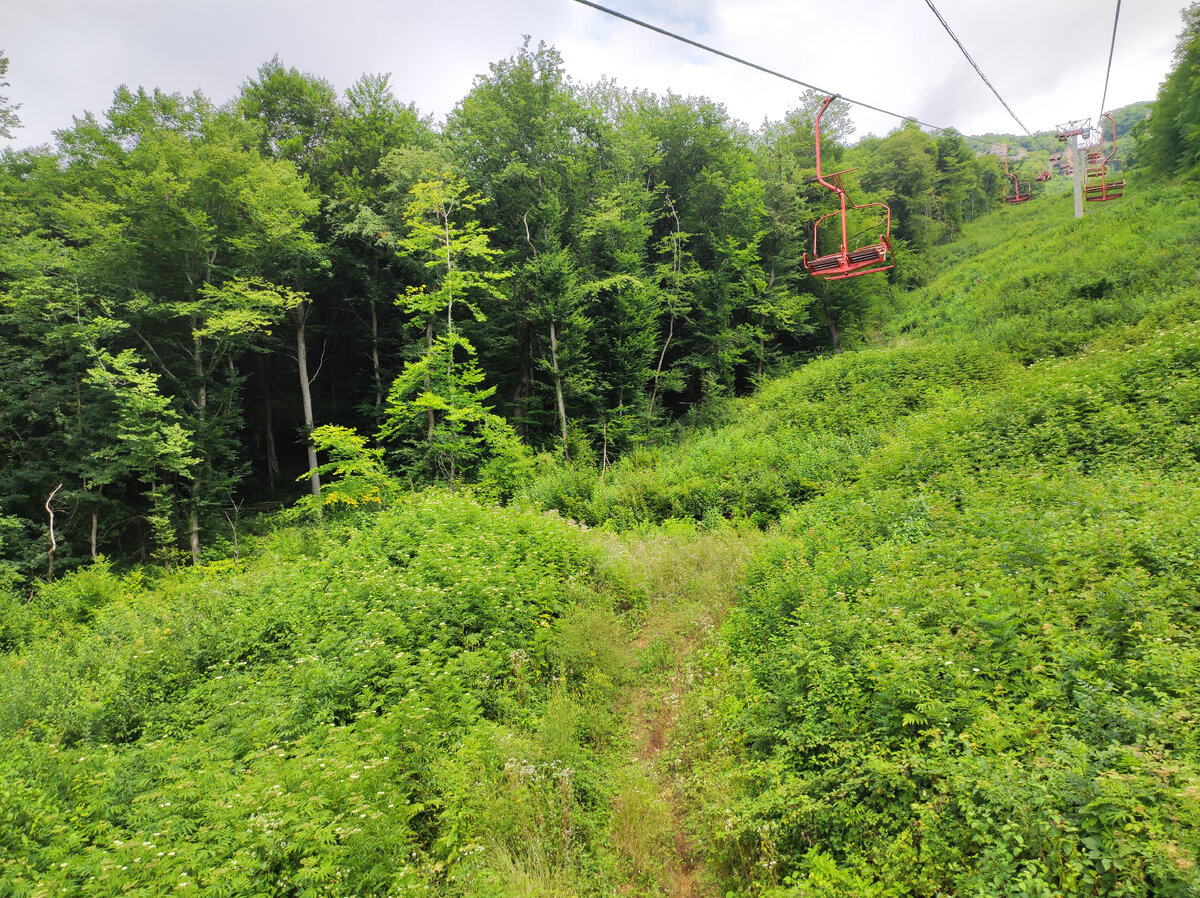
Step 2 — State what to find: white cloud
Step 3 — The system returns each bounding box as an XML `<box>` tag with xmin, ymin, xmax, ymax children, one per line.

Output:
<box><xmin>2</xmin><ymin>0</ymin><xmax>1191</xmax><ymax>151</ymax></box>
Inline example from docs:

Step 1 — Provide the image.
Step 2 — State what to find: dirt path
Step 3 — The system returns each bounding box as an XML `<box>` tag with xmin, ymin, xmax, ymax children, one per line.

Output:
<box><xmin>624</xmin><ymin>640</ymin><xmax>706</xmax><ymax>897</ymax></box>
<box><xmin>602</xmin><ymin>527</ymin><xmax>764</xmax><ymax>898</ymax></box>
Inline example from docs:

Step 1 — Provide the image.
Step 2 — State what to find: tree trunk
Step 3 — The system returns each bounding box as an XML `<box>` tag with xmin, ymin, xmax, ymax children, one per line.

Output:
<box><xmin>821</xmin><ymin>290</ymin><xmax>841</xmax><ymax>353</ymax></box>
<box><xmin>189</xmin><ymin>322</ymin><xmax>205</xmax><ymax>565</ymax></box>
<box><xmin>45</xmin><ymin>484</ymin><xmax>62</xmax><ymax>580</ymax></box>
<box><xmin>263</xmin><ymin>387</ymin><xmax>279</xmax><ymax>492</ymax></box>
<box><xmin>425</xmin><ymin>315</ymin><xmax>436</xmax><ymax>443</ymax></box>
<box><xmin>295</xmin><ymin>301</ymin><xmax>321</xmax><ymax>498</ymax></box>
<box><xmin>648</xmin><ymin>314</ymin><xmax>675</xmax><ymax>419</ymax></box>
<box><xmin>370</xmin><ymin>298</ymin><xmax>383</xmax><ymax>409</ymax></box>
<box><xmin>651</xmin><ymin>197</ymin><xmax>686</xmax><ymax>420</ymax></box>
<box><xmin>90</xmin><ymin>506</ymin><xmax>98</xmax><ymax>563</ymax></box>
<box><xmin>549</xmin><ymin>319</ymin><xmax>570</xmax><ymax>460</ymax></box>
<box><xmin>601</xmin><ymin>420</ymin><xmax>610</xmax><ymax>475</ymax></box>
<box><xmin>189</xmin><ymin>478</ymin><xmax>202</xmax><ymax>565</ymax></box>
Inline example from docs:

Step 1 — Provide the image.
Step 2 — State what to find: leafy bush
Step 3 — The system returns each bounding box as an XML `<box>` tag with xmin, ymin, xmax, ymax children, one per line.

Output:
<box><xmin>0</xmin><ymin>491</ymin><xmax>632</xmax><ymax>895</ymax></box>
<box><xmin>653</xmin><ymin>180</ymin><xmax>1200</xmax><ymax>896</ymax></box>
<box><xmin>700</xmin><ymin>461</ymin><xmax>1200</xmax><ymax>896</ymax></box>
<box><xmin>584</xmin><ymin>341</ymin><xmax>1010</xmax><ymax>529</ymax></box>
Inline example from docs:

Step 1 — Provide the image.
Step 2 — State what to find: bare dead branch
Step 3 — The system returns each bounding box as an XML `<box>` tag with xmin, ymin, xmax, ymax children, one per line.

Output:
<box><xmin>45</xmin><ymin>483</ymin><xmax>63</xmax><ymax>579</ymax></box>
<box><xmin>522</xmin><ymin>211</ymin><xmax>539</xmax><ymax>261</ymax></box>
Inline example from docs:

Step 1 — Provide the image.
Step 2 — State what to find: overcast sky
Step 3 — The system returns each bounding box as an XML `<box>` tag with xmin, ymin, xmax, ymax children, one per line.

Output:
<box><xmin>2</xmin><ymin>0</ymin><xmax>1191</xmax><ymax>151</ymax></box>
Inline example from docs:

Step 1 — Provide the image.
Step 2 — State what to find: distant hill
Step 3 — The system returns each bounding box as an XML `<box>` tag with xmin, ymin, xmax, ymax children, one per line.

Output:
<box><xmin>970</xmin><ymin>98</ymin><xmax>1151</xmax><ymax>153</ymax></box>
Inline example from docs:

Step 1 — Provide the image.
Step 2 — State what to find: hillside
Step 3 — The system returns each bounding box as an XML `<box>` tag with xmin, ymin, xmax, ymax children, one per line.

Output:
<box><xmin>3</xmin><ymin>177</ymin><xmax>1200</xmax><ymax>898</ymax></box>
<box><xmin>593</xmin><ymin>181</ymin><xmax>1200</xmax><ymax>895</ymax></box>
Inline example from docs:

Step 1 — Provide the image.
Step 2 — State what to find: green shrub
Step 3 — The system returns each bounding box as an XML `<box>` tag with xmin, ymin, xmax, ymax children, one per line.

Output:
<box><xmin>0</xmin><ymin>491</ymin><xmax>632</xmax><ymax>896</ymax></box>
<box><xmin>585</xmin><ymin>342</ymin><xmax>1010</xmax><ymax>530</ymax></box>
<box><xmin>662</xmin><ymin>183</ymin><xmax>1200</xmax><ymax>897</ymax></box>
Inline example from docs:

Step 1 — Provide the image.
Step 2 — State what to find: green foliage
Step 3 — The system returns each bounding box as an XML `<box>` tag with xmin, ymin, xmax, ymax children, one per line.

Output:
<box><xmin>0</xmin><ymin>50</ymin><xmax>19</xmax><ymax>139</ymax></box>
<box><xmin>83</xmin><ymin>349</ymin><xmax>198</xmax><ymax>487</ymax></box>
<box><xmin>702</xmin><ymin>464</ymin><xmax>1200</xmax><ymax>895</ymax></box>
<box><xmin>641</xmin><ymin>180</ymin><xmax>1200</xmax><ymax>897</ymax></box>
<box><xmin>238</xmin><ymin>55</ymin><xmax>340</xmax><ymax>178</ymax></box>
<box><xmin>382</xmin><ymin>332</ymin><xmax>524</xmax><ymax>489</ymax></box>
<box><xmin>1138</xmin><ymin>4</ymin><xmax>1200</xmax><ymax>179</ymax></box>
<box><xmin>377</xmin><ymin>171</ymin><xmax>519</xmax><ymax>491</ymax></box>
<box><xmin>531</xmin><ymin>341</ymin><xmax>1008</xmax><ymax>530</ymax></box>
<box><xmin>521</xmin><ymin>455</ymin><xmax>601</xmax><ymax>522</ymax></box>
<box><xmin>0</xmin><ymin>493</ymin><xmax>633</xmax><ymax>895</ymax></box>
<box><xmin>397</xmin><ymin>171</ymin><xmax>509</xmax><ymax>324</ymax></box>
<box><xmin>871</xmin><ymin>184</ymin><xmax>1200</xmax><ymax>362</ymax></box>
<box><xmin>296</xmin><ymin>424</ymin><xmax>396</xmax><ymax>512</ymax></box>
<box><xmin>193</xmin><ymin>278</ymin><xmax>305</xmax><ymax>341</ymax></box>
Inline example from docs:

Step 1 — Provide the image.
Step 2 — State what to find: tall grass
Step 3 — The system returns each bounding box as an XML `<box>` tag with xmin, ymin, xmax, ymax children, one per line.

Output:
<box><xmin>0</xmin><ymin>492</ymin><xmax>635</xmax><ymax>895</ymax></box>
<box><xmin>603</xmin><ymin>183</ymin><xmax>1200</xmax><ymax>896</ymax></box>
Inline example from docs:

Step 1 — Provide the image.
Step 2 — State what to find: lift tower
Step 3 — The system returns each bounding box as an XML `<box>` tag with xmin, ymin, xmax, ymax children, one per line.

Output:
<box><xmin>1055</xmin><ymin>119</ymin><xmax>1091</xmax><ymax>219</ymax></box>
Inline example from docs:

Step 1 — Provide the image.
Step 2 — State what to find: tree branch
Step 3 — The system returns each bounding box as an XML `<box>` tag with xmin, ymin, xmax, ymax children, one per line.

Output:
<box><xmin>45</xmin><ymin>483</ymin><xmax>63</xmax><ymax>580</ymax></box>
<box><xmin>309</xmin><ymin>340</ymin><xmax>328</xmax><ymax>385</ymax></box>
<box><xmin>133</xmin><ymin>329</ymin><xmax>184</xmax><ymax>388</ymax></box>
<box><xmin>522</xmin><ymin>210</ymin><xmax>539</xmax><ymax>261</ymax></box>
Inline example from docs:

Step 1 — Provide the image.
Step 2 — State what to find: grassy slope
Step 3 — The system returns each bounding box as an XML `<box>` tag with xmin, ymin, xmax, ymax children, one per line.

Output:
<box><xmin>651</xmin><ymin>182</ymin><xmax>1200</xmax><ymax>896</ymax></box>
<box><xmin>547</xmin><ymin>179</ymin><xmax>1199</xmax><ymax>537</ymax></box>
<box><xmin>0</xmin><ymin>493</ymin><xmax>653</xmax><ymax>895</ymax></box>
<box><xmin>3</xmin><ymin>180</ymin><xmax>1199</xmax><ymax>898</ymax></box>
<box><xmin>871</xmin><ymin>181</ymin><xmax>1200</xmax><ymax>361</ymax></box>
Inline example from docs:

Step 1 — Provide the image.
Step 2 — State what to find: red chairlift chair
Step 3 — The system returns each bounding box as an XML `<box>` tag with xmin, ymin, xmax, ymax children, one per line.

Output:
<box><xmin>1035</xmin><ymin>170</ymin><xmax>1052</xmax><ymax>182</ymax></box>
<box><xmin>1002</xmin><ymin>147</ymin><xmax>1032</xmax><ymax>204</ymax></box>
<box><xmin>802</xmin><ymin>96</ymin><xmax>894</xmax><ymax>280</ymax></box>
<box><xmin>1084</xmin><ymin>112</ymin><xmax>1125</xmax><ymax>202</ymax></box>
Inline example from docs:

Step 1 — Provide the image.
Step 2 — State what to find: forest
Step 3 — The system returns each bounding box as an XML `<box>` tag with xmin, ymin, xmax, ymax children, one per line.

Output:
<box><xmin>2</xmin><ymin>2</ymin><xmax>1200</xmax><ymax>895</ymax></box>
<box><xmin>0</xmin><ymin>39</ymin><xmax>1020</xmax><ymax>576</ymax></box>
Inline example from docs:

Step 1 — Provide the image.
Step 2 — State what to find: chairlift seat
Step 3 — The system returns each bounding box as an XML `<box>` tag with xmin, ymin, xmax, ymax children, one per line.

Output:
<box><xmin>804</xmin><ymin>242</ymin><xmax>891</xmax><ymax>280</ymax></box>
<box><xmin>1085</xmin><ymin>181</ymin><xmax>1125</xmax><ymax>202</ymax></box>
<box><xmin>848</xmin><ymin>245</ymin><xmax>886</xmax><ymax>264</ymax></box>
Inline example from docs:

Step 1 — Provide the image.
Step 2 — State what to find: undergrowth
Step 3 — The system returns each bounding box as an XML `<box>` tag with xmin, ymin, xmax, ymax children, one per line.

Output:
<box><xmin>5</xmin><ymin>181</ymin><xmax>1200</xmax><ymax>897</ymax></box>
<box><xmin>0</xmin><ymin>493</ymin><xmax>635</xmax><ymax>895</ymax></box>
<box><xmin>604</xmin><ymin>183</ymin><xmax>1200</xmax><ymax>896</ymax></box>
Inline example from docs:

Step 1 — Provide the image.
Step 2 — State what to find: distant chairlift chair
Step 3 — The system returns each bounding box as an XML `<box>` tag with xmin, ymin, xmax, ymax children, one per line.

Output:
<box><xmin>1084</xmin><ymin>112</ymin><xmax>1126</xmax><ymax>202</ymax></box>
<box><xmin>802</xmin><ymin>95</ymin><xmax>894</xmax><ymax>280</ymax></box>
<box><xmin>1003</xmin><ymin>146</ymin><xmax>1032</xmax><ymax>204</ymax></box>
